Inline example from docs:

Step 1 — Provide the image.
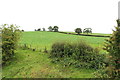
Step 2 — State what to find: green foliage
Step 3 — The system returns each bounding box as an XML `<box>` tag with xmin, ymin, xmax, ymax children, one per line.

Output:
<box><xmin>36</xmin><ymin>28</ymin><xmax>41</xmax><ymax>31</ymax></box>
<box><xmin>50</xmin><ymin>41</ymin><xmax>106</xmax><ymax>69</ymax></box>
<box><xmin>3</xmin><ymin>49</ymin><xmax>95</xmax><ymax>78</ymax></box>
<box><xmin>83</xmin><ymin>28</ymin><xmax>92</xmax><ymax>34</ymax></box>
<box><xmin>3</xmin><ymin>31</ymin><xmax>109</xmax><ymax>78</ymax></box>
<box><xmin>117</xmin><ymin>19</ymin><xmax>120</xmax><ymax>26</ymax></box>
<box><xmin>48</xmin><ymin>26</ymin><xmax>53</xmax><ymax>32</ymax></box>
<box><xmin>1</xmin><ymin>24</ymin><xmax>20</xmax><ymax>65</ymax></box>
<box><xmin>104</xmin><ymin>19</ymin><xmax>120</xmax><ymax>78</ymax></box>
<box><xmin>53</xmin><ymin>26</ymin><xmax>59</xmax><ymax>32</ymax></box>
<box><xmin>95</xmin><ymin>19</ymin><xmax>120</xmax><ymax>78</ymax></box>
<box><xmin>21</xmin><ymin>30</ymin><xmax>24</xmax><ymax>32</ymax></box>
<box><xmin>75</xmin><ymin>28</ymin><xmax>82</xmax><ymax>34</ymax></box>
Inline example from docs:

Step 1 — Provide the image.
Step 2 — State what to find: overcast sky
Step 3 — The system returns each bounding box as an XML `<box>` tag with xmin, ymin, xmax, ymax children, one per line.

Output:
<box><xmin>0</xmin><ymin>0</ymin><xmax>119</xmax><ymax>33</ymax></box>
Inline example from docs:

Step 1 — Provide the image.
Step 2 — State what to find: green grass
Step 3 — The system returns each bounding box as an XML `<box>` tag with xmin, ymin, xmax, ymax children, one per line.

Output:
<box><xmin>19</xmin><ymin>31</ymin><xmax>108</xmax><ymax>50</ymax></box>
<box><xmin>3</xmin><ymin>31</ymin><xmax>109</xmax><ymax>78</ymax></box>
<box><xmin>64</xmin><ymin>31</ymin><xmax>111</xmax><ymax>36</ymax></box>
<box><xmin>66</xmin><ymin>31</ymin><xmax>111</xmax><ymax>36</ymax></box>
<box><xmin>3</xmin><ymin>49</ymin><xmax>95</xmax><ymax>78</ymax></box>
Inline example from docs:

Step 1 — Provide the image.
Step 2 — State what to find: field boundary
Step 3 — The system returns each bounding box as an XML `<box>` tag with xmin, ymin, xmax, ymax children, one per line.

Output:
<box><xmin>58</xmin><ymin>32</ymin><xmax>110</xmax><ymax>37</ymax></box>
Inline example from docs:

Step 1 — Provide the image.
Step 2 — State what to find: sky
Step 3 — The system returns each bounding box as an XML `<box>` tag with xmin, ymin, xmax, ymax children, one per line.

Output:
<box><xmin>0</xmin><ymin>0</ymin><xmax>119</xmax><ymax>33</ymax></box>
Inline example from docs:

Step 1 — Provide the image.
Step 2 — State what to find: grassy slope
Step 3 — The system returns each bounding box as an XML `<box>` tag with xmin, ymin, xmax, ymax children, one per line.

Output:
<box><xmin>3</xmin><ymin>31</ymin><xmax>108</xmax><ymax>78</ymax></box>
<box><xmin>19</xmin><ymin>31</ymin><xmax>108</xmax><ymax>50</ymax></box>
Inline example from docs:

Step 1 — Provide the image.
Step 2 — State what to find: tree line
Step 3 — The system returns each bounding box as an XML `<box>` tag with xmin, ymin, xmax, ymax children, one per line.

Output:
<box><xmin>75</xmin><ymin>28</ymin><xmax>92</xmax><ymax>34</ymax></box>
<box><xmin>34</xmin><ymin>26</ymin><xmax>92</xmax><ymax>34</ymax></box>
<box><xmin>35</xmin><ymin>26</ymin><xmax>59</xmax><ymax>32</ymax></box>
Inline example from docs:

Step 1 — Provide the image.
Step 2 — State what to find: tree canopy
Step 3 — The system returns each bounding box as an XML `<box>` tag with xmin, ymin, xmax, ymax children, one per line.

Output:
<box><xmin>83</xmin><ymin>28</ymin><xmax>92</xmax><ymax>34</ymax></box>
<box><xmin>48</xmin><ymin>26</ymin><xmax>53</xmax><ymax>32</ymax></box>
<box><xmin>75</xmin><ymin>28</ymin><xmax>82</xmax><ymax>34</ymax></box>
<box><xmin>53</xmin><ymin>26</ymin><xmax>59</xmax><ymax>32</ymax></box>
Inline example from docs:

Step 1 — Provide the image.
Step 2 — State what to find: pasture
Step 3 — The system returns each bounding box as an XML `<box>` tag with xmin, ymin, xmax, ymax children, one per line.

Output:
<box><xmin>19</xmin><ymin>31</ymin><xmax>108</xmax><ymax>50</ymax></box>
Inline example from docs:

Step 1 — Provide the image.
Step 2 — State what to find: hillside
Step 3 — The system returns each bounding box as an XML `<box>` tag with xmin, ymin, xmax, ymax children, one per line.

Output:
<box><xmin>3</xmin><ymin>31</ymin><xmax>109</xmax><ymax>78</ymax></box>
<box><xmin>19</xmin><ymin>31</ymin><xmax>108</xmax><ymax>50</ymax></box>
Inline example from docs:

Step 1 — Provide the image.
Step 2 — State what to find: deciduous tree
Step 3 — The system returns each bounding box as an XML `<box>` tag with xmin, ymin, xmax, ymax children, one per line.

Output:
<box><xmin>53</xmin><ymin>26</ymin><xmax>59</xmax><ymax>32</ymax></box>
<box><xmin>83</xmin><ymin>28</ymin><xmax>92</xmax><ymax>34</ymax></box>
<box><xmin>75</xmin><ymin>28</ymin><xmax>82</xmax><ymax>34</ymax></box>
<box><xmin>48</xmin><ymin>26</ymin><xmax>53</xmax><ymax>32</ymax></box>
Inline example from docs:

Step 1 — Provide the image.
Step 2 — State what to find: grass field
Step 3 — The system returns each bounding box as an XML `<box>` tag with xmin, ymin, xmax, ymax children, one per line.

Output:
<box><xmin>19</xmin><ymin>31</ymin><xmax>108</xmax><ymax>50</ymax></box>
<box><xmin>3</xmin><ymin>49</ymin><xmax>95</xmax><ymax>78</ymax></box>
<box><xmin>64</xmin><ymin>31</ymin><xmax>111</xmax><ymax>36</ymax></box>
<box><xmin>3</xmin><ymin>31</ymin><xmax>109</xmax><ymax>78</ymax></box>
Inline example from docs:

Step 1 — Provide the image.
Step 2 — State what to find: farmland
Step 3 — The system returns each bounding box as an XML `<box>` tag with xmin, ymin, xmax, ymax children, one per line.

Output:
<box><xmin>2</xmin><ymin>31</ymin><xmax>109</xmax><ymax>78</ymax></box>
<box><xmin>19</xmin><ymin>31</ymin><xmax>108</xmax><ymax>50</ymax></box>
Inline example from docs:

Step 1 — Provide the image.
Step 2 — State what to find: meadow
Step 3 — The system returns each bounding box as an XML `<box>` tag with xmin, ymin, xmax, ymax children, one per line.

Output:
<box><xmin>2</xmin><ymin>31</ymin><xmax>109</xmax><ymax>78</ymax></box>
<box><xmin>19</xmin><ymin>31</ymin><xmax>108</xmax><ymax>50</ymax></box>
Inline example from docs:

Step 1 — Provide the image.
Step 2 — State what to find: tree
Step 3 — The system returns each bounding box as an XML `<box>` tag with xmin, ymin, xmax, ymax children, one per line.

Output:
<box><xmin>102</xmin><ymin>19</ymin><xmax>120</xmax><ymax>78</ymax></box>
<box><xmin>1</xmin><ymin>24</ymin><xmax>20</xmax><ymax>65</ymax></box>
<box><xmin>53</xmin><ymin>26</ymin><xmax>59</xmax><ymax>32</ymax></box>
<box><xmin>83</xmin><ymin>28</ymin><xmax>92</xmax><ymax>34</ymax></box>
<box><xmin>21</xmin><ymin>30</ymin><xmax>24</xmax><ymax>32</ymax></box>
<box><xmin>37</xmin><ymin>28</ymin><xmax>41</xmax><ymax>31</ymax></box>
<box><xmin>75</xmin><ymin>28</ymin><xmax>82</xmax><ymax>34</ymax></box>
<box><xmin>48</xmin><ymin>26</ymin><xmax>53</xmax><ymax>32</ymax></box>
<box><xmin>42</xmin><ymin>28</ymin><xmax>45</xmax><ymax>31</ymax></box>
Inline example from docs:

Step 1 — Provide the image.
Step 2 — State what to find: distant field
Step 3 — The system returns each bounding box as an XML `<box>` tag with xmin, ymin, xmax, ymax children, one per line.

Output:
<box><xmin>87</xmin><ymin>33</ymin><xmax>111</xmax><ymax>36</ymax></box>
<box><xmin>19</xmin><ymin>31</ymin><xmax>108</xmax><ymax>50</ymax></box>
<box><xmin>62</xmin><ymin>31</ymin><xmax>111</xmax><ymax>36</ymax></box>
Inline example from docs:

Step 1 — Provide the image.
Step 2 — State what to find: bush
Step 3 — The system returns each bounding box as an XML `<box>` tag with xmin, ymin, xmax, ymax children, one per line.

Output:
<box><xmin>1</xmin><ymin>24</ymin><xmax>20</xmax><ymax>65</ymax></box>
<box><xmin>50</xmin><ymin>41</ymin><xmax>106</xmax><ymax>69</ymax></box>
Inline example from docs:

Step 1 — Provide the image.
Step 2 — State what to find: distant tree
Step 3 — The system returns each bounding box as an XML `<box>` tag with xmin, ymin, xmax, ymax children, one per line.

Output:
<box><xmin>53</xmin><ymin>26</ymin><xmax>59</xmax><ymax>32</ymax></box>
<box><xmin>21</xmin><ymin>30</ymin><xmax>24</xmax><ymax>32</ymax></box>
<box><xmin>48</xmin><ymin>26</ymin><xmax>53</xmax><ymax>32</ymax></box>
<box><xmin>83</xmin><ymin>28</ymin><xmax>92</xmax><ymax>34</ymax></box>
<box><xmin>35</xmin><ymin>29</ymin><xmax>37</xmax><ymax>31</ymax></box>
<box><xmin>75</xmin><ymin>28</ymin><xmax>82</xmax><ymax>34</ymax></box>
<box><xmin>37</xmin><ymin>28</ymin><xmax>41</xmax><ymax>31</ymax></box>
<box><xmin>42</xmin><ymin>28</ymin><xmax>46</xmax><ymax>31</ymax></box>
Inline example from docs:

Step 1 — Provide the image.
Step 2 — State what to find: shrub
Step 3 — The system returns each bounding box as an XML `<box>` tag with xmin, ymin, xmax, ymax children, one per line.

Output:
<box><xmin>50</xmin><ymin>41</ymin><xmax>106</xmax><ymax>69</ymax></box>
<box><xmin>1</xmin><ymin>24</ymin><xmax>20</xmax><ymax>65</ymax></box>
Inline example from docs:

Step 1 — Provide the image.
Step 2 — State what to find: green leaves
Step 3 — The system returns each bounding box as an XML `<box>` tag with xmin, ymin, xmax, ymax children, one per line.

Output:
<box><xmin>95</xmin><ymin>19</ymin><xmax>120</xmax><ymax>78</ymax></box>
<box><xmin>50</xmin><ymin>41</ymin><xmax>105</xmax><ymax>69</ymax></box>
<box><xmin>1</xmin><ymin>24</ymin><xmax>21</xmax><ymax>65</ymax></box>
